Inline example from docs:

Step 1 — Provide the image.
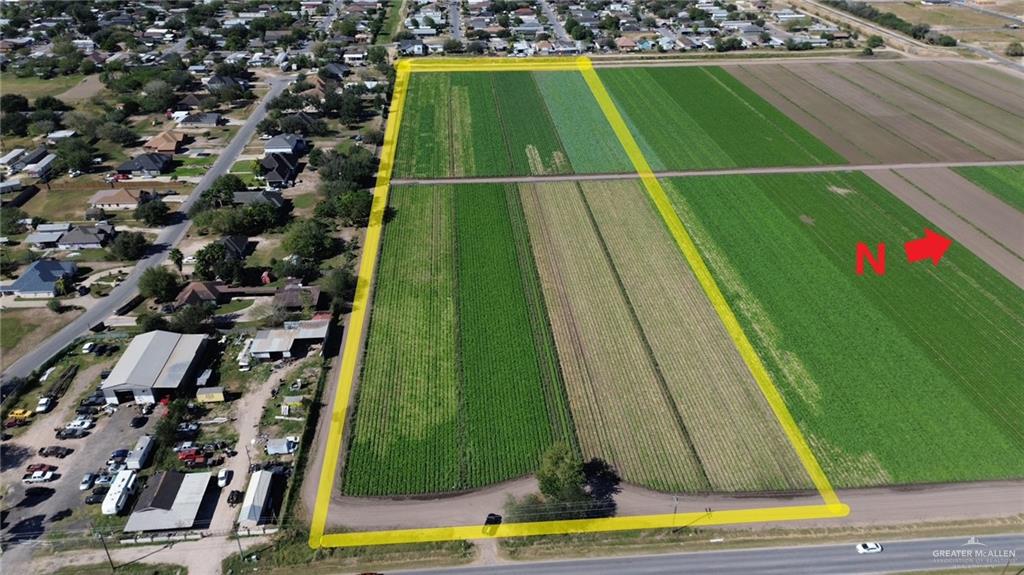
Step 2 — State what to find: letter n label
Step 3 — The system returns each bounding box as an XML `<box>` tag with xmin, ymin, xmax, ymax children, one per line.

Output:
<box><xmin>856</xmin><ymin>242</ymin><xmax>886</xmax><ymax>276</ymax></box>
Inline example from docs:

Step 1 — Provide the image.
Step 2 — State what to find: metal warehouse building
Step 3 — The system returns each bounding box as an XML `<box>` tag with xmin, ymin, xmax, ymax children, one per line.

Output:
<box><xmin>102</xmin><ymin>331</ymin><xmax>208</xmax><ymax>405</ymax></box>
<box><xmin>124</xmin><ymin>471</ymin><xmax>214</xmax><ymax>533</ymax></box>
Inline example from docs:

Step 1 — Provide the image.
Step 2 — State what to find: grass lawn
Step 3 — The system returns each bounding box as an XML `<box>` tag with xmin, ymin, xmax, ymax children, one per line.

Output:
<box><xmin>0</xmin><ymin>311</ymin><xmax>39</xmax><ymax>351</ymax></box>
<box><xmin>291</xmin><ymin>192</ymin><xmax>317</xmax><ymax>210</ymax></box>
<box><xmin>246</xmin><ymin>235</ymin><xmax>287</xmax><ymax>267</ymax></box>
<box><xmin>0</xmin><ymin>72</ymin><xmax>85</xmax><ymax>99</ymax></box>
<box><xmin>20</xmin><ymin>184</ymin><xmax>98</xmax><ymax>221</ymax></box>
<box><xmin>216</xmin><ymin>298</ymin><xmax>254</xmax><ymax>315</ymax></box>
<box><xmin>174</xmin><ymin>156</ymin><xmax>216</xmax><ymax>177</ymax></box>
<box><xmin>53</xmin><ymin>564</ymin><xmax>185</xmax><ymax>575</ymax></box>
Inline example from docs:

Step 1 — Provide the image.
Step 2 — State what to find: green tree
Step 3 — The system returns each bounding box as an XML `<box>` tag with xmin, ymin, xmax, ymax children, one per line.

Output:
<box><xmin>96</xmin><ymin>122</ymin><xmax>138</xmax><ymax>146</ymax></box>
<box><xmin>866</xmin><ymin>34</ymin><xmax>884</xmax><ymax>48</ymax></box>
<box><xmin>284</xmin><ymin>220</ymin><xmax>336</xmax><ymax>261</ymax></box>
<box><xmin>537</xmin><ymin>442</ymin><xmax>587</xmax><ymax>504</ymax></box>
<box><xmin>321</xmin><ymin>267</ymin><xmax>357</xmax><ymax>310</ymax></box>
<box><xmin>110</xmin><ymin>232</ymin><xmax>150</xmax><ymax>260</ymax></box>
<box><xmin>139</xmin><ymin>266</ymin><xmax>180</xmax><ymax>302</ymax></box>
<box><xmin>169</xmin><ymin>303</ymin><xmax>214</xmax><ymax>333</ymax></box>
<box><xmin>169</xmin><ymin>248</ymin><xmax>184</xmax><ymax>272</ymax></box>
<box><xmin>0</xmin><ymin>94</ymin><xmax>29</xmax><ymax>113</ymax></box>
<box><xmin>47</xmin><ymin>298</ymin><xmax>63</xmax><ymax>313</ymax></box>
<box><xmin>138</xmin><ymin>311</ymin><xmax>169</xmax><ymax>332</ymax></box>
<box><xmin>193</xmin><ymin>242</ymin><xmax>244</xmax><ymax>283</ymax></box>
<box><xmin>1007</xmin><ymin>42</ymin><xmax>1024</xmax><ymax>57</ymax></box>
<box><xmin>1</xmin><ymin>113</ymin><xmax>28</xmax><ymax>136</ymax></box>
<box><xmin>196</xmin><ymin>174</ymin><xmax>247</xmax><ymax>212</ymax></box>
<box><xmin>56</xmin><ymin>138</ymin><xmax>95</xmax><ymax>173</ymax></box>
<box><xmin>135</xmin><ymin>199</ymin><xmax>170</xmax><ymax>226</ymax></box>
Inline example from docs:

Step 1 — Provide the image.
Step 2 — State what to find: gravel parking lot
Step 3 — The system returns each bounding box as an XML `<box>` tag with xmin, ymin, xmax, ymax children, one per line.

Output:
<box><xmin>1</xmin><ymin>402</ymin><xmax>155</xmax><ymax>545</ymax></box>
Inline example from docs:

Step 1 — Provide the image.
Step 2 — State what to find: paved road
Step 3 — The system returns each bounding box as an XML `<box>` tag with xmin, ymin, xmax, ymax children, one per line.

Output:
<box><xmin>449</xmin><ymin>0</ymin><xmax>463</xmax><ymax>42</ymax></box>
<box><xmin>539</xmin><ymin>0</ymin><xmax>571</xmax><ymax>43</ymax></box>
<box><xmin>391</xmin><ymin>159</ymin><xmax>1024</xmax><ymax>186</ymax></box>
<box><xmin>0</xmin><ymin>78</ymin><xmax>292</xmax><ymax>388</ymax></box>
<box><xmin>398</xmin><ymin>533</ymin><xmax>1024</xmax><ymax>575</ymax></box>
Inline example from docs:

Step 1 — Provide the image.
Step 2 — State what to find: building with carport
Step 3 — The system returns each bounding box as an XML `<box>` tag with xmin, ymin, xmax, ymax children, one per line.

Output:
<box><xmin>124</xmin><ymin>471</ymin><xmax>214</xmax><ymax>533</ymax></box>
<box><xmin>102</xmin><ymin>331</ymin><xmax>208</xmax><ymax>404</ymax></box>
<box><xmin>238</xmin><ymin>470</ymin><xmax>284</xmax><ymax>529</ymax></box>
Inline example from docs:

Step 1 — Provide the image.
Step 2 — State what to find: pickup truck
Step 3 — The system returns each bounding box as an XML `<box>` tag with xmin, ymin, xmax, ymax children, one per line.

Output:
<box><xmin>22</xmin><ymin>471</ymin><xmax>56</xmax><ymax>484</ymax></box>
<box><xmin>26</xmin><ymin>463</ymin><xmax>56</xmax><ymax>473</ymax></box>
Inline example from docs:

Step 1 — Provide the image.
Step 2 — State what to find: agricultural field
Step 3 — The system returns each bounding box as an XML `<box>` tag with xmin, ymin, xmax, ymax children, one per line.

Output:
<box><xmin>343</xmin><ymin>184</ymin><xmax>573</xmax><ymax>496</ymax></box>
<box><xmin>393</xmin><ymin>66</ymin><xmax>844</xmax><ymax>178</ymax></box>
<box><xmin>729</xmin><ymin>62</ymin><xmax>1024</xmax><ymax>164</ymax></box>
<box><xmin>956</xmin><ymin>165</ymin><xmax>1024</xmax><ymax>213</ymax></box>
<box><xmin>663</xmin><ymin>172</ymin><xmax>1024</xmax><ymax>486</ymax></box>
<box><xmin>597</xmin><ymin>67</ymin><xmax>845</xmax><ymax>170</ymax></box>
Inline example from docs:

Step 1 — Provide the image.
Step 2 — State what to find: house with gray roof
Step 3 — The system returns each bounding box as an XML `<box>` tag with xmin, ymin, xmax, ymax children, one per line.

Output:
<box><xmin>179</xmin><ymin>112</ymin><xmax>222</xmax><ymax>128</ymax></box>
<box><xmin>263</xmin><ymin>134</ymin><xmax>306</xmax><ymax>156</ymax></box>
<box><xmin>117</xmin><ymin>153</ymin><xmax>172</xmax><ymax>177</ymax></box>
<box><xmin>0</xmin><ymin>259</ymin><xmax>76</xmax><ymax>298</ymax></box>
<box><xmin>234</xmin><ymin>190</ymin><xmax>285</xmax><ymax>210</ymax></box>
<box><xmin>57</xmin><ymin>223</ymin><xmax>115</xmax><ymax>250</ymax></box>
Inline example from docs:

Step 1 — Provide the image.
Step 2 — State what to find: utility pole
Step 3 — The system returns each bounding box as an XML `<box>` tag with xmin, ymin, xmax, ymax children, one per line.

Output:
<box><xmin>98</xmin><ymin>531</ymin><xmax>115</xmax><ymax>573</ymax></box>
<box><xmin>672</xmin><ymin>495</ymin><xmax>678</xmax><ymax>527</ymax></box>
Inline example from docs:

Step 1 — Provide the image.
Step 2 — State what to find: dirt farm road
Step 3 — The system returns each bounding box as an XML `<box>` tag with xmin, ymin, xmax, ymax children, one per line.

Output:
<box><xmin>321</xmin><ymin>477</ymin><xmax>1024</xmax><ymax>532</ymax></box>
<box><xmin>390</xmin><ymin>160</ymin><xmax>1024</xmax><ymax>187</ymax></box>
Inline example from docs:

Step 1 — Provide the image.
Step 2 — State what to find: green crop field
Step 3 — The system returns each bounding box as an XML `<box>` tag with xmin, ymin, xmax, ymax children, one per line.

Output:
<box><xmin>955</xmin><ymin>165</ymin><xmax>1024</xmax><ymax>212</ymax></box>
<box><xmin>598</xmin><ymin>67</ymin><xmax>846</xmax><ymax>170</ymax></box>
<box><xmin>344</xmin><ymin>185</ymin><xmax>573</xmax><ymax>495</ymax></box>
<box><xmin>664</xmin><ymin>173</ymin><xmax>1024</xmax><ymax>487</ymax></box>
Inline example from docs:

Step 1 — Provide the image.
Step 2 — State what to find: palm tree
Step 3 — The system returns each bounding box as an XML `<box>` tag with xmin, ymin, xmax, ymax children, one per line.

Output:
<box><xmin>169</xmin><ymin>248</ymin><xmax>184</xmax><ymax>272</ymax></box>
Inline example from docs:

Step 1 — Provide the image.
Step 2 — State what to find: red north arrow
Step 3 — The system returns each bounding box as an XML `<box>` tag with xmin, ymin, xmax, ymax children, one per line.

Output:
<box><xmin>904</xmin><ymin>228</ymin><xmax>952</xmax><ymax>265</ymax></box>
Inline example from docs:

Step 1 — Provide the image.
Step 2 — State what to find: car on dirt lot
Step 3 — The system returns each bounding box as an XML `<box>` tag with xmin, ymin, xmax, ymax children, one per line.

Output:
<box><xmin>94</xmin><ymin>474</ymin><xmax>114</xmax><ymax>486</ymax></box>
<box><xmin>80</xmin><ymin>473</ymin><xmax>96</xmax><ymax>491</ymax></box>
<box><xmin>84</xmin><ymin>493</ymin><xmax>104</xmax><ymax>505</ymax></box>
<box><xmin>217</xmin><ymin>469</ymin><xmax>232</xmax><ymax>488</ymax></box>
<box><xmin>55</xmin><ymin>427</ymin><xmax>88</xmax><ymax>440</ymax></box>
<box><xmin>39</xmin><ymin>446</ymin><xmax>73</xmax><ymax>458</ymax></box>
<box><xmin>26</xmin><ymin>463</ymin><xmax>56</xmax><ymax>473</ymax></box>
<box><xmin>129</xmin><ymin>416</ymin><xmax>148</xmax><ymax>429</ymax></box>
<box><xmin>227</xmin><ymin>490</ymin><xmax>244</xmax><ymax>506</ymax></box>
<box><xmin>65</xmin><ymin>418</ymin><xmax>94</xmax><ymax>430</ymax></box>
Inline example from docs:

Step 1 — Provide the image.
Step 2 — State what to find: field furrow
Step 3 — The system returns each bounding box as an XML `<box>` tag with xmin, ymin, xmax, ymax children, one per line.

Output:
<box><xmin>581</xmin><ymin>180</ymin><xmax>811</xmax><ymax>492</ymax></box>
<box><xmin>518</xmin><ymin>181</ymin><xmax>709</xmax><ymax>492</ymax></box>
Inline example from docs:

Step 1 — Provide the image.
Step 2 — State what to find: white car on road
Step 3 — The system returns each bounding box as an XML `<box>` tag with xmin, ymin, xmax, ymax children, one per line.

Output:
<box><xmin>856</xmin><ymin>542</ymin><xmax>883</xmax><ymax>554</ymax></box>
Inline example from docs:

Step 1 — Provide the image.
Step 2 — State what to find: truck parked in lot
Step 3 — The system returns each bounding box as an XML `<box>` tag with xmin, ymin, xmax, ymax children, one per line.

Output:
<box><xmin>23</xmin><ymin>471</ymin><xmax>56</xmax><ymax>484</ymax></box>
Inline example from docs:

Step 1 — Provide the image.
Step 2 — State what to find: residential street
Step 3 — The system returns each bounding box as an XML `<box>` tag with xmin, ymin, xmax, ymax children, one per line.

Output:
<box><xmin>539</xmin><ymin>0</ymin><xmax>570</xmax><ymax>43</ymax></box>
<box><xmin>449</xmin><ymin>0</ymin><xmax>463</xmax><ymax>42</ymax></box>
<box><xmin>0</xmin><ymin>76</ymin><xmax>292</xmax><ymax>389</ymax></box>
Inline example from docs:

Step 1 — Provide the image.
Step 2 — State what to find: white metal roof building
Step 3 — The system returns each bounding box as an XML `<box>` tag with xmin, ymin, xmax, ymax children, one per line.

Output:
<box><xmin>124</xmin><ymin>471</ymin><xmax>213</xmax><ymax>532</ymax></box>
<box><xmin>238</xmin><ymin>470</ymin><xmax>281</xmax><ymax>529</ymax></box>
<box><xmin>102</xmin><ymin>331</ymin><xmax>208</xmax><ymax>404</ymax></box>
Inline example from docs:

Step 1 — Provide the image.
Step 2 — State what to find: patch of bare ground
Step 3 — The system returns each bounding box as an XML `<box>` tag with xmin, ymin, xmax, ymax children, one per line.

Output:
<box><xmin>833</xmin><ymin>64</ymin><xmax>1021</xmax><ymax>160</ymax></box>
<box><xmin>893</xmin><ymin>167</ymin><xmax>1024</xmax><ymax>258</ymax></box>
<box><xmin>731</xmin><ymin>65</ymin><xmax>932</xmax><ymax>163</ymax></box>
<box><xmin>867</xmin><ymin>170</ymin><xmax>1024</xmax><ymax>289</ymax></box>
<box><xmin>787</xmin><ymin>63</ymin><xmax>985</xmax><ymax>162</ymax></box>
<box><xmin>863</xmin><ymin>63</ymin><xmax>1024</xmax><ymax>146</ymax></box>
<box><xmin>925</xmin><ymin>62</ymin><xmax>1024</xmax><ymax>115</ymax></box>
<box><xmin>56</xmin><ymin>74</ymin><xmax>104</xmax><ymax>103</ymax></box>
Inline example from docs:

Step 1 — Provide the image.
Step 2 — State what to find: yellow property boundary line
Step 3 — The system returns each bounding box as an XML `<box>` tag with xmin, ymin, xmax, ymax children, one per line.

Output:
<box><xmin>309</xmin><ymin>56</ymin><xmax>849</xmax><ymax>549</ymax></box>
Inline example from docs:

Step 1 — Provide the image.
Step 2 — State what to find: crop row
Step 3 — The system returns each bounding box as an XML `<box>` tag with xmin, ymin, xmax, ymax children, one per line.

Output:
<box><xmin>955</xmin><ymin>166</ymin><xmax>1024</xmax><ymax>213</ymax></box>
<box><xmin>663</xmin><ymin>172</ymin><xmax>1024</xmax><ymax>486</ymax></box>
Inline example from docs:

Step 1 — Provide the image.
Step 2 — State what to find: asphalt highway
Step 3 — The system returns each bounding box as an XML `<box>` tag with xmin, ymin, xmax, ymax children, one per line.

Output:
<box><xmin>0</xmin><ymin>77</ymin><xmax>292</xmax><ymax>387</ymax></box>
<box><xmin>399</xmin><ymin>533</ymin><xmax>1024</xmax><ymax>575</ymax></box>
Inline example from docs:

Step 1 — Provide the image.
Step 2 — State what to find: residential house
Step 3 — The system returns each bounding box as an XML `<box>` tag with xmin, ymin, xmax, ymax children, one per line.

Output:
<box><xmin>263</xmin><ymin>134</ymin><xmax>306</xmax><ymax>156</ymax></box>
<box><xmin>179</xmin><ymin>113</ymin><xmax>222</xmax><ymax>128</ymax></box>
<box><xmin>319</xmin><ymin>62</ymin><xmax>350</xmax><ymax>80</ymax></box>
<box><xmin>0</xmin><ymin>148</ymin><xmax>25</xmax><ymax>175</ymax></box>
<box><xmin>90</xmin><ymin>188</ymin><xmax>151</xmax><ymax>211</ymax></box>
<box><xmin>218</xmin><ymin>235</ymin><xmax>252</xmax><ymax>260</ymax></box>
<box><xmin>174</xmin><ymin>280</ymin><xmax>228</xmax><ymax>309</ymax></box>
<box><xmin>205</xmin><ymin>75</ymin><xmax>245</xmax><ymax>93</ymax></box>
<box><xmin>117</xmin><ymin>153</ymin><xmax>173</xmax><ymax>177</ymax></box>
<box><xmin>23</xmin><ymin>153</ymin><xmax>57</xmax><ymax>179</ymax></box>
<box><xmin>144</xmin><ymin>131</ymin><xmax>186</xmax><ymax>154</ymax></box>
<box><xmin>273</xmin><ymin>280</ymin><xmax>321</xmax><ymax>311</ymax></box>
<box><xmin>233</xmin><ymin>190</ymin><xmax>285</xmax><ymax>210</ymax></box>
<box><xmin>177</xmin><ymin>93</ymin><xmax>203</xmax><ymax>110</ymax></box>
<box><xmin>0</xmin><ymin>259</ymin><xmax>76</xmax><ymax>298</ymax></box>
<box><xmin>260</xmin><ymin>153</ymin><xmax>300</xmax><ymax>188</ymax></box>
<box><xmin>57</xmin><ymin>223</ymin><xmax>115</xmax><ymax>250</ymax></box>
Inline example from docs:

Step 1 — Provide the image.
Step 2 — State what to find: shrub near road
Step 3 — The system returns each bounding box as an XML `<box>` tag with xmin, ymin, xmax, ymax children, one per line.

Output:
<box><xmin>665</xmin><ymin>172</ymin><xmax>1024</xmax><ymax>487</ymax></box>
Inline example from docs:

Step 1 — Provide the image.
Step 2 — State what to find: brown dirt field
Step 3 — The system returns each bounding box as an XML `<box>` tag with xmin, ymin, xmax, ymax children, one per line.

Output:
<box><xmin>786</xmin><ymin>63</ymin><xmax>986</xmax><ymax>162</ymax></box>
<box><xmin>725</xmin><ymin>67</ymin><xmax>875</xmax><ymax>164</ymax></box>
<box><xmin>56</xmin><ymin>74</ymin><xmax>104</xmax><ymax>103</ymax></box>
<box><xmin>731</xmin><ymin>65</ymin><xmax>934</xmax><ymax>163</ymax></box>
<box><xmin>518</xmin><ymin>181</ymin><xmax>708</xmax><ymax>491</ymax></box>
<box><xmin>927</xmin><ymin>62</ymin><xmax>1024</xmax><ymax>113</ymax></box>
<box><xmin>861</xmin><ymin>62</ymin><xmax>1024</xmax><ymax>147</ymax></box>
<box><xmin>581</xmin><ymin>180</ymin><xmax>810</xmax><ymax>492</ymax></box>
<box><xmin>893</xmin><ymin>167</ymin><xmax>1024</xmax><ymax>258</ymax></box>
<box><xmin>832</xmin><ymin>63</ymin><xmax>1021</xmax><ymax>160</ymax></box>
<box><xmin>867</xmin><ymin>170</ymin><xmax>1024</xmax><ymax>290</ymax></box>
